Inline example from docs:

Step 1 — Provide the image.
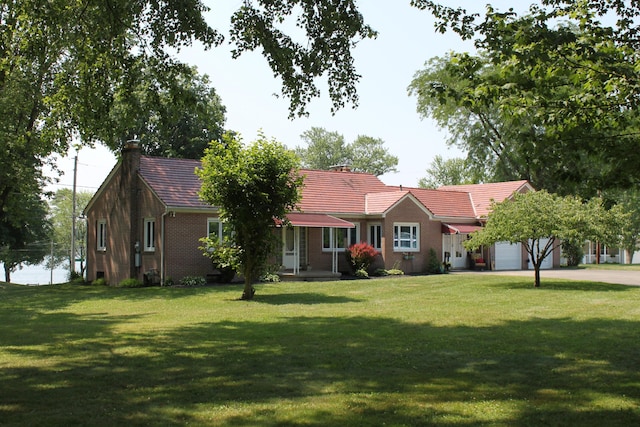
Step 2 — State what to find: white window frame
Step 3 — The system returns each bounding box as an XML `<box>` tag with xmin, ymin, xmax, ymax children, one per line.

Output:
<box><xmin>97</xmin><ymin>219</ymin><xmax>106</xmax><ymax>251</ymax></box>
<box><xmin>368</xmin><ymin>223</ymin><xmax>382</xmax><ymax>251</ymax></box>
<box><xmin>207</xmin><ymin>218</ymin><xmax>232</xmax><ymax>243</ymax></box>
<box><xmin>322</xmin><ymin>224</ymin><xmax>359</xmax><ymax>252</ymax></box>
<box><xmin>393</xmin><ymin>223</ymin><xmax>419</xmax><ymax>252</ymax></box>
<box><xmin>144</xmin><ymin>218</ymin><xmax>155</xmax><ymax>252</ymax></box>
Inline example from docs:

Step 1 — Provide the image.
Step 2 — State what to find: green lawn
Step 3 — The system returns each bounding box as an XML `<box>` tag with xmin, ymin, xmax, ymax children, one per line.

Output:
<box><xmin>579</xmin><ymin>263</ymin><xmax>640</xmax><ymax>271</ymax></box>
<box><xmin>1</xmin><ymin>274</ymin><xmax>639</xmax><ymax>426</ymax></box>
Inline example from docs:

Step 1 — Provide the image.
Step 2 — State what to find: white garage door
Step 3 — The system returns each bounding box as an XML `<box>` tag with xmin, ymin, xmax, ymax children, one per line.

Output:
<box><xmin>494</xmin><ymin>241</ymin><xmax>522</xmax><ymax>270</ymax></box>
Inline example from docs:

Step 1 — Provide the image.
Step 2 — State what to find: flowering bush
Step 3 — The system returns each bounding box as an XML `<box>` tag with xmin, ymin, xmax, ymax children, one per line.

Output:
<box><xmin>345</xmin><ymin>242</ymin><xmax>379</xmax><ymax>273</ymax></box>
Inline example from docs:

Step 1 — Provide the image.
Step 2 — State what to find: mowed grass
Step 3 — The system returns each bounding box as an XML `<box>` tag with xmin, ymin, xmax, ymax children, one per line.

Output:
<box><xmin>1</xmin><ymin>274</ymin><xmax>640</xmax><ymax>426</ymax></box>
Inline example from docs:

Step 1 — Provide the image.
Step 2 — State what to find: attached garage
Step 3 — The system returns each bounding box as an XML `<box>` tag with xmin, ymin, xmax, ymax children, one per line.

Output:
<box><xmin>494</xmin><ymin>241</ymin><xmax>523</xmax><ymax>270</ymax></box>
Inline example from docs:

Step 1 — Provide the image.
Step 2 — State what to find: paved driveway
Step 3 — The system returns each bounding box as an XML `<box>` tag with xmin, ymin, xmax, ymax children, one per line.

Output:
<box><xmin>462</xmin><ymin>269</ymin><xmax>640</xmax><ymax>286</ymax></box>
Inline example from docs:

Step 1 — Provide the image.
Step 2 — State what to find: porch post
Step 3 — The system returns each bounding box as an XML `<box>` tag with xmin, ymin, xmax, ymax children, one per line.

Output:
<box><xmin>293</xmin><ymin>227</ymin><xmax>300</xmax><ymax>275</ymax></box>
<box><xmin>331</xmin><ymin>227</ymin><xmax>338</xmax><ymax>273</ymax></box>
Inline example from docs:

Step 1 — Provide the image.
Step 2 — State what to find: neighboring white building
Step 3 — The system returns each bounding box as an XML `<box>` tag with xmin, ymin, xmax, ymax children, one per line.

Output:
<box><xmin>582</xmin><ymin>241</ymin><xmax>640</xmax><ymax>264</ymax></box>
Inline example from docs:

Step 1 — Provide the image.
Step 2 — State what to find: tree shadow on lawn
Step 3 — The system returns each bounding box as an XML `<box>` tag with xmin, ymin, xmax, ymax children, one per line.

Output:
<box><xmin>252</xmin><ymin>292</ymin><xmax>363</xmax><ymax>305</ymax></box>
<box><xmin>1</xmin><ymin>309</ymin><xmax>640</xmax><ymax>426</ymax></box>
<box><xmin>485</xmin><ymin>278</ymin><xmax>634</xmax><ymax>292</ymax></box>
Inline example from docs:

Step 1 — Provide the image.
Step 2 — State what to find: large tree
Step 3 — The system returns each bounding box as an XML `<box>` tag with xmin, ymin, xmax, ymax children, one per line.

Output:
<box><xmin>350</xmin><ymin>135</ymin><xmax>399</xmax><ymax>176</ymax></box>
<box><xmin>295</xmin><ymin>127</ymin><xmax>350</xmax><ymax>170</ymax></box>
<box><xmin>197</xmin><ymin>133</ymin><xmax>303</xmax><ymax>300</ymax></box>
<box><xmin>466</xmin><ymin>190</ymin><xmax>625</xmax><ymax>288</ymax></box>
<box><xmin>109</xmin><ymin>65</ymin><xmax>227</xmax><ymax>159</ymax></box>
<box><xmin>1</xmin><ymin>0</ymin><xmax>375</xmax><ymax>244</ymax></box>
<box><xmin>410</xmin><ymin>1</ymin><xmax>640</xmax><ymax>197</ymax></box>
<box><xmin>0</xmin><ymin>187</ymin><xmax>51</xmax><ymax>283</ymax></box>
<box><xmin>295</xmin><ymin>127</ymin><xmax>398</xmax><ymax>176</ymax></box>
<box><xmin>418</xmin><ymin>155</ymin><xmax>485</xmax><ymax>189</ymax></box>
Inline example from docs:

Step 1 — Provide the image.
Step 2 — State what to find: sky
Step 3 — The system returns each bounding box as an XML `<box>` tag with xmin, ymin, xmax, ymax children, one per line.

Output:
<box><xmin>49</xmin><ymin>1</ymin><xmax>525</xmax><ymax>194</ymax></box>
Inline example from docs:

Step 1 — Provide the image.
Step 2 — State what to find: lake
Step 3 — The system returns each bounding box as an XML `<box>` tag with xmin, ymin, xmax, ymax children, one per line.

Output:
<box><xmin>6</xmin><ymin>264</ymin><xmax>71</xmax><ymax>285</ymax></box>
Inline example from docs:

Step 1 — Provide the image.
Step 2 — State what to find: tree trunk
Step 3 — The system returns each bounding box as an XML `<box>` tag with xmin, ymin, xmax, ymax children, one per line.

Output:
<box><xmin>241</xmin><ymin>258</ymin><xmax>255</xmax><ymax>300</ymax></box>
<box><xmin>4</xmin><ymin>265</ymin><xmax>10</xmax><ymax>283</ymax></box>
<box><xmin>241</xmin><ymin>280</ymin><xmax>255</xmax><ymax>300</ymax></box>
<box><xmin>533</xmin><ymin>265</ymin><xmax>541</xmax><ymax>288</ymax></box>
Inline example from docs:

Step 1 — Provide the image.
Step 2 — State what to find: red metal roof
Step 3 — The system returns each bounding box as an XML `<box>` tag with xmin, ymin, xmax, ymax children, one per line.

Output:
<box><xmin>365</xmin><ymin>191</ymin><xmax>409</xmax><ymax>214</ymax></box>
<box><xmin>297</xmin><ymin>169</ymin><xmax>389</xmax><ymax>214</ymax></box>
<box><xmin>139</xmin><ymin>156</ymin><xmax>209</xmax><ymax>209</ymax></box>
<box><xmin>438</xmin><ymin>180</ymin><xmax>532</xmax><ymax>217</ymax></box>
<box><xmin>406</xmin><ymin>187</ymin><xmax>476</xmax><ymax>218</ymax></box>
<box><xmin>136</xmin><ymin>155</ymin><xmax>528</xmax><ymax>220</ymax></box>
<box><xmin>284</xmin><ymin>213</ymin><xmax>354</xmax><ymax>228</ymax></box>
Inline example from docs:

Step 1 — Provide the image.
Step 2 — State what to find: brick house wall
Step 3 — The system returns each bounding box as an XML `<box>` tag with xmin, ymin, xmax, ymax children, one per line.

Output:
<box><xmin>381</xmin><ymin>197</ymin><xmax>442</xmax><ymax>274</ymax></box>
<box><xmin>164</xmin><ymin>212</ymin><xmax>216</xmax><ymax>282</ymax></box>
<box><xmin>86</xmin><ymin>144</ymin><xmax>140</xmax><ymax>285</ymax></box>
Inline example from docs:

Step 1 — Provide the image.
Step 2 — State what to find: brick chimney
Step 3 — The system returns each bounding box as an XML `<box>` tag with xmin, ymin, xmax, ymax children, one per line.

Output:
<box><xmin>122</xmin><ymin>140</ymin><xmax>141</xmax><ymax>280</ymax></box>
<box><xmin>329</xmin><ymin>164</ymin><xmax>351</xmax><ymax>172</ymax></box>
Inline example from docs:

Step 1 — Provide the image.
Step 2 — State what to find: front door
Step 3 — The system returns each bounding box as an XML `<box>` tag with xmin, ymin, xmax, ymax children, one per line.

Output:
<box><xmin>282</xmin><ymin>227</ymin><xmax>297</xmax><ymax>269</ymax></box>
<box><xmin>443</xmin><ymin>234</ymin><xmax>467</xmax><ymax>269</ymax></box>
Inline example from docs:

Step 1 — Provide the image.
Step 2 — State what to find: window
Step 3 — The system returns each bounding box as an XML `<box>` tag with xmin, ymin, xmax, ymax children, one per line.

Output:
<box><xmin>207</xmin><ymin>218</ymin><xmax>231</xmax><ymax>242</ymax></box>
<box><xmin>369</xmin><ymin>224</ymin><xmax>382</xmax><ymax>250</ymax></box>
<box><xmin>144</xmin><ymin>218</ymin><xmax>155</xmax><ymax>251</ymax></box>
<box><xmin>322</xmin><ymin>225</ymin><xmax>359</xmax><ymax>251</ymax></box>
<box><xmin>393</xmin><ymin>223</ymin><xmax>419</xmax><ymax>251</ymax></box>
<box><xmin>97</xmin><ymin>220</ymin><xmax>106</xmax><ymax>251</ymax></box>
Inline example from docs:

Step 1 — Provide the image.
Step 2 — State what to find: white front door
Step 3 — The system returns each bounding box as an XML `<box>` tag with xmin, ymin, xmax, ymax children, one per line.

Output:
<box><xmin>443</xmin><ymin>234</ymin><xmax>467</xmax><ymax>269</ymax></box>
<box><xmin>282</xmin><ymin>227</ymin><xmax>297</xmax><ymax>270</ymax></box>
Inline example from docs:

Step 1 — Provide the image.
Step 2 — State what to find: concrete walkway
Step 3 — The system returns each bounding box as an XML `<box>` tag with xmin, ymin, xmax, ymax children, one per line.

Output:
<box><xmin>457</xmin><ymin>268</ymin><xmax>640</xmax><ymax>286</ymax></box>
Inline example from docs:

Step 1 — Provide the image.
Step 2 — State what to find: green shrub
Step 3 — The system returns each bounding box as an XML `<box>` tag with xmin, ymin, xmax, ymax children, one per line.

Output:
<box><xmin>69</xmin><ymin>276</ymin><xmax>86</xmax><ymax>285</ymax></box>
<box><xmin>372</xmin><ymin>267</ymin><xmax>404</xmax><ymax>276</ymax></box>
<box><xmin>426</xmin><ymin>248</ymin><xmax>442</xmax><ymax>274</ymax></box>
<box><xmin>180</xmin><ymin>276</ymin><xmax>206</xmax><ymax>287</ymax></box>
<box><xmin>345</xmin><ymin>242</ymin><xmax>379</xmax><ymax>272</ymax></box>
<box><xmin>562</xmin><ymin>240</ymin><xmax>584</xmax><ymax>267</ymax></box>
<box><xmin>259</xmin><ymin>272</ymin><xmax>281</xmax><ymax>283</ymax></box>
<box><xmin>163</xmin><ymin>276</ymin><xmax>174</xmax><ymax>287</ymax></box>
<box><xmin>372</xmin><ymin>268</ymin><xmax>389</xmax><ymax>276</ymax></box>
<box><xmin>354</xmin><ymin>268</ymin><xmax>369</xmax><ymax>278</ymax></box>
<box><xmin>199</xmin><ymin>237</ymin><xmax>240</xmax><ymax>283</ymax></box>
<box><xmin>68</xmin><ymin>270</ymin><xmax>83</xmax><ymax>282</ymax></box>
<box><xmin>91</xmin><ymin>278</ymin><xmax>108</xmax><ymax>286</ymax></box>
<box><xmin>118</xmin><ymin>278</ymin><xmax>144</xmax><ymax>288</ymax></box>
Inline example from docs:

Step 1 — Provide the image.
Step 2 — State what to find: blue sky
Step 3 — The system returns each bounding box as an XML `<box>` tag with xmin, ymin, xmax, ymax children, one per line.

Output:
<box><xmin>51</xmin><ymin>1</ymin><xmax>526</xmax><ymax>193</ymax></box>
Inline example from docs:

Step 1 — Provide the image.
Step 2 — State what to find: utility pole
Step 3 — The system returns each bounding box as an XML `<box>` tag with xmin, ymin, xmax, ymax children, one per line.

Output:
<box><xmin>71</xmin><ymin>155</ymin><xmax>78</xmax><ymax>275</ymax></box>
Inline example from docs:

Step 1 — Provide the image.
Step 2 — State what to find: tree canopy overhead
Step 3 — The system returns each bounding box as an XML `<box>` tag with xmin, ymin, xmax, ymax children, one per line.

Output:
<box><xmin>109</xmin><ymin>65</ymin><xmax>227</xmax><ymax>159</ymax></box>
<box><xmin>409</xmin><ymin>1</ymin><xmax>640</xmax><ymax>197</ymax></box>
<box><xmin>1</xmin><ymin>0</ymin><xmax>376</xmax><ymax>252</ymax></box>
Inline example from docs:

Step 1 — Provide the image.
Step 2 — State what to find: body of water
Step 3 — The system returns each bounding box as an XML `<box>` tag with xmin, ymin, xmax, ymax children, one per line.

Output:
<box><xmin>5</xmin><ymin>264</ymin><xmax>71</xmax><ymax>285</ymax></box>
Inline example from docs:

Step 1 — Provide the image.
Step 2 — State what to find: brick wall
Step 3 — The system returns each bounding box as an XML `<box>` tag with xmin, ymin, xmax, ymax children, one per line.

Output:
<box><xmin>164</xmin><ymin>213</ymin><xmax>215</xmax><ymax>283</ymax></box>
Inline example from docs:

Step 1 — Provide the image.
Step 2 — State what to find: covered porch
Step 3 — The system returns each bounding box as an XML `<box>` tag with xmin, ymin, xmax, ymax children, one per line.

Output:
<box><xmin>441</xmin><ymin>222</ymin><xmax>482</xmax><ymax>269</ymax></box>
<box><xmin>277</xmin><ymin>212</ymin><xmax>355</xmax><ymax>278</ymax></box>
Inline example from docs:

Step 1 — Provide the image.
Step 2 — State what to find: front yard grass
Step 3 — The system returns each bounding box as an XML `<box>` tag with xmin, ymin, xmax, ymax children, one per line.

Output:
<box><xmin>1</xmin><ymin>273</ymin><xmax>639</xmax><ymax>426</ymax></box>
<box><xmin>579</xmin><ymin>263</ymin><xmax>640</xmax><ymax>271</ymax></box>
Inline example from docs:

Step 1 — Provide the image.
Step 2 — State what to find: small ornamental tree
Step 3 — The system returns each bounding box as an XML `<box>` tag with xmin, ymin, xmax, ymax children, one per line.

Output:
<box><xmin>197</xmin><ymin>133</ymin><xmax>303</xmax><ymax>300</ymax></box>
<box><xmin>345</xmin><ymin>242</ymin><xmax>378</xmax><ymax>274</ymax></box>
<box><xmin>465</xmin><ymin>190</ymin><xmax>625</xmax><ymax>288</ymax></box>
